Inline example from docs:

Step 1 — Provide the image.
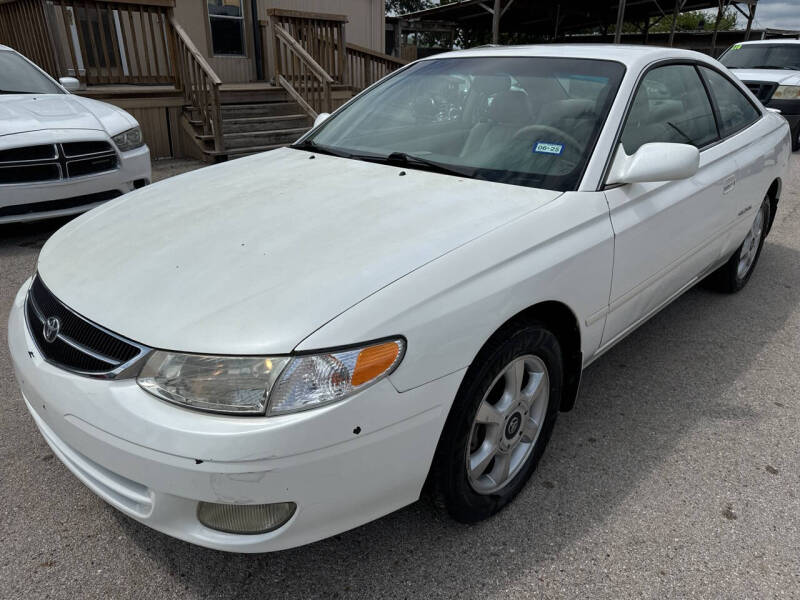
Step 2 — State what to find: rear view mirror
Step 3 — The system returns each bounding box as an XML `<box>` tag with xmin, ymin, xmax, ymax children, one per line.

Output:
<box><xmin>607</xmin><ymin>142</ymin><xmax>699</xmax><ymax>185</ymax></box>
<box><xmin>59</xmin><ymin>77</ymin><xmax>80</xmax><ymax>92</ymax></box>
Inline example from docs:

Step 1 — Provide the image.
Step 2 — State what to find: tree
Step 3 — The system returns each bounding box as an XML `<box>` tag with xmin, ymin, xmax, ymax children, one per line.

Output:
<box><xmin>386</xmin><ymin>0</ymin><xmax>432</xmax><ymax>16</ymax></box>
<box><xmin>650</xmin><ymin>9</ymin><xmax>738</xmax><ymax>32</ymax></box>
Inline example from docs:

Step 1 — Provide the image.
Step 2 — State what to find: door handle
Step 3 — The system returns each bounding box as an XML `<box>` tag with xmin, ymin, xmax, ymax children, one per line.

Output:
<box><xmin>723</xmin><ymin>175</ymin><xmax>736</xmax><ymax>195</ymax></box>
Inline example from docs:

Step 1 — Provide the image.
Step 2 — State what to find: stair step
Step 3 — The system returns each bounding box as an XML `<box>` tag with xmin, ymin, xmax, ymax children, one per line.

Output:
<box><xmin>223</xmin><ymin>127</ymin><xmax>309</xmax><ymax>149</ymax></box>
<box><xmin>221</xmin><ymin>102</ymin><xmax>303</xmax><ymax>118</ymax></box>
<box><xmin>222</xmin><ymin>114</ymin><xmax>310</xmax><ymax>133</ymax></box>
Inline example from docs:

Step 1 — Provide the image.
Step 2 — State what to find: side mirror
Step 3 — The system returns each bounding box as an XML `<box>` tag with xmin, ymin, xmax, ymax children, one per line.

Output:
<box><xmin>607</xmin><ymin>142</ymin><xmax>699</xmax><ymax>185</ymax></box>
<box><xmin>313</xmin><ymin>112</ymin><xmax>330</xmax><ymax>128</ymax></box>
<box><xmin>59</xmin><ymin>77</ymin><xmax>80</xmax><ymax>92</ymax></box>
<box><xmin>766</xmin><ymin>107</ymin><xmax>782</xmax><ymax>115</ymax></box>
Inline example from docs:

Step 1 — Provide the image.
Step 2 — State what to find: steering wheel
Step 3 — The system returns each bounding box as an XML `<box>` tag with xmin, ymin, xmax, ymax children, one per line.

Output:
<box><xmin>510</xmin><ymin>124</ymin><xmax>583</xmax><ymax>153</ymax></box>
<box><xmin>479</xmin><ymin>124</ymin><xmax>583</xmax><ymax>175</ymax></box>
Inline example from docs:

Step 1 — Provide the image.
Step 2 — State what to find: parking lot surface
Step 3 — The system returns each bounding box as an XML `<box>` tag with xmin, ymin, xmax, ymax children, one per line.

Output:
<box><xmin>1</xmin><ymin>155</ymin><xmax>798</xmax><ymax>599</ymax></box>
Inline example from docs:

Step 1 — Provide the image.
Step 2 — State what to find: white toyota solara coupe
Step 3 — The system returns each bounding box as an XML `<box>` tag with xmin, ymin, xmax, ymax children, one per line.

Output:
<box><xmin>8</xmin><ymin>45</ymin><xmax>790</xmax><ymax>553</ymax></box>
<box><xmin>0</xmin><ymin>45</ymin><xmax>151</xmax><ymax>224</ymax></box>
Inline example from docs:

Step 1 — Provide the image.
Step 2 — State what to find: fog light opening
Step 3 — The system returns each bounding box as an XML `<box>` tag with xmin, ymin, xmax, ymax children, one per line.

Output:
<box><xmin>197</xmin><ymin>501</ymin><xmax>296</xmax><ymax>535</ymax></box>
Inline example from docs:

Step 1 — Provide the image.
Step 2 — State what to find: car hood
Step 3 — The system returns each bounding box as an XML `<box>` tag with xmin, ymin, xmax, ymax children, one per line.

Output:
<box><xmin>0</xmin><ymin>93</ymin><xmax>135</xmax><ymax>137</ymax></box>
<box><xmin>37</xmin><ymin>148</ymin><xmax>561</xmax><ymax>355</ymax></box>
<box><xmin>730</xmin><ymin>68</ymin><xmax>800</xmax><ymax>86</ymax></box>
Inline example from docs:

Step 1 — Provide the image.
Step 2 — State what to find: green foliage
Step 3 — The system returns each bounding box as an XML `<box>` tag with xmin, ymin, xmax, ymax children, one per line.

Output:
<box><xmin>650</xmin><ymin>8</ymin><xmax>738</xmax><ymax>32</ymax></box>
<box><xmin>386</xmin><ymin>0</ymin><xmax>432</xmax><ymax>16</ymax></box>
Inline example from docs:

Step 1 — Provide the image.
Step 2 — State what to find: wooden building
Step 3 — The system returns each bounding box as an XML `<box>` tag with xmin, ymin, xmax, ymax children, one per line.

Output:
<box><xmin>0</xmin><ymin>0</ymin><xmax>405</xmax><ymax>160</ymax></box>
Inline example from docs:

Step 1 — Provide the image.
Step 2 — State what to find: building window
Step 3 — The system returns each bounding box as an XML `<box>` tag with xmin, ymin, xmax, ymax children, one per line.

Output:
<box><xmin>208</xmin><ymin>0</ymin><xmax>245</xmax><ymax>56</ymax></box>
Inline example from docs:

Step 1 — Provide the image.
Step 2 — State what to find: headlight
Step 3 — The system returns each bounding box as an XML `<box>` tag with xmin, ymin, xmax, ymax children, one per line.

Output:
<box><xmin>267</xmin><ymin>339</ymin><xmax>405</xmax><ymax>415</ymax></box>
<box><xmin>136</xmin><ymin>338</ymin><xmax>405</xmax><ymax>416</ymax></box>
<box><xmin>137</xmin><ymin>353</ymin><xmax>290</xmax><ymax>414</ymax></box>
<box><xmin>772</xmin><ymin>85</ymin><xmax>800</xmax><ymax>100</ymax></box>
<box><xmin>112</xmin><ymin>126</ymin><xmax>144</xmax><ymax>151</ymax></box>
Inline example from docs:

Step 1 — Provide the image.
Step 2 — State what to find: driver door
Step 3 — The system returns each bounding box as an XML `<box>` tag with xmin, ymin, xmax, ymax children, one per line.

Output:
<box><xmin>601</xmin><ymin>63</ymin><xmax>737</xmax><ymax>348</ymax></box>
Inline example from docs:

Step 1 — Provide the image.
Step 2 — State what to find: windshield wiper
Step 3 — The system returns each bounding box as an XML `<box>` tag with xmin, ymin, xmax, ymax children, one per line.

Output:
<box><xmin>749</xmin><ymin>65</ymin><xmax>795</xmax><ymax>70</ymax></box>
<box><xmin>292</xmin><ymin>139</ymin><xmax>357</xmax><ymax>159</ymax></box>
<box><xmin>292</xmin><ymin>142</ymin><xmax>476</xmax><ymax>178</ymax></box>
<box><xmin>379</xmin><ymin>152</ymin><xmax>477</xmax><ymax>178</ymax></box>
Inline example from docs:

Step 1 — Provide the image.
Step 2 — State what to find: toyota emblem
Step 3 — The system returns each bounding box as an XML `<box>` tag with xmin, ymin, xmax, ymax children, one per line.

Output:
<box><xmin>43</xmin><ymin>316</ymin><xmax>61</xmax><ymax>343</ymax></box>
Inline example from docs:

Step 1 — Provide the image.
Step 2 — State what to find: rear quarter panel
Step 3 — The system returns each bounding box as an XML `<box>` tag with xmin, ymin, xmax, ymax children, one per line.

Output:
<box><xmin>729</xmin><ymin>112</ymin><xmax>791</xmax><ymax>251</ymax></box>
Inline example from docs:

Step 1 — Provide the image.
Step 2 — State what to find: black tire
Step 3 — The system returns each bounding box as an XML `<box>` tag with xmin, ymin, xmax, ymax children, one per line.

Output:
<box><xmin>428</xmin><ymin>322</ymin><xmax>562</xmax><ymax>523</ymax></box>
<box><xmin>792</xmin><ymin>122</ymin><xmax>800</xmax><ymax>152</ymax></box>
<box><xmin>707</xmin><ymin>196</ymin><xmax>770</xmax><ymax>294</ymax></box>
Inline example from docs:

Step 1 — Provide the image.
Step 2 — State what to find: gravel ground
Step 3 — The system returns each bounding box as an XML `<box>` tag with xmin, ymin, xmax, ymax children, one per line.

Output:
<box><xmin>1</xmin><ymin>155</ymin><xmax>798</xmax><ymax>600</ymax></box>
<box><xmin>150</xmin><ymin>158</ymin><xmax>205</xmax><ymax>183</ymax></box>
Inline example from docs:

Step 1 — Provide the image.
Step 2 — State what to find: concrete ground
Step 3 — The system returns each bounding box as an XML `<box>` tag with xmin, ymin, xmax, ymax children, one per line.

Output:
<box><xmin>0</xmin><ymin>155</ymin><xmax>798</xmax><ymax>600</ymax></box>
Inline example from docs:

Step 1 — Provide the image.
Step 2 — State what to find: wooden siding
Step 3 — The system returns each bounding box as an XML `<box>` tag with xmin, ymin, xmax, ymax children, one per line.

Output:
<box><xmin>172</xmin><ymin>0</ymin><xmax>255</xmax><ymax>83</ymax></box>
<box><xmin>170</xmin><ymin>0</ymin><xmax>384</xmax><ymax>83</ymax></box>
<box><xmin>261</xmin><ymin>0</ymin><xmax>384</xmax><ymax>52</ymax></box>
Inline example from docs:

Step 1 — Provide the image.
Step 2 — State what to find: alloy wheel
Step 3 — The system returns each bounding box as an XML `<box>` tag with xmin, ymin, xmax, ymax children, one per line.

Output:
<box><xmin>737</xmin><ymin>201</ymin><xmax>767</xmax><ymax>280</ymax></box>
<box><xmin>466</xmin><ymin>355</ymin><xmax>550</xmax><ymax>495</ymax></box>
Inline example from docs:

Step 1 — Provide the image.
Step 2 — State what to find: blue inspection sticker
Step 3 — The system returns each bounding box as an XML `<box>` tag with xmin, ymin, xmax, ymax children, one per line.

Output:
<box><xmin>533</xmin><ymin>141</ymin><xmax>564</xmax><ymax>155</ymax></box>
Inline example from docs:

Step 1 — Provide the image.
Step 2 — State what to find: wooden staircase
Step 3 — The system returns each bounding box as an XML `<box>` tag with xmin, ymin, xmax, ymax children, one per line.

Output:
<box><xmin>182</xmin><ymin>85</ymin><xmax>313</xmax><ymax>159</ymax></box>
<box><xmin>174</xmin><ymin>10</ymin><xmax>406</xmax><ymax>162</ymax></box>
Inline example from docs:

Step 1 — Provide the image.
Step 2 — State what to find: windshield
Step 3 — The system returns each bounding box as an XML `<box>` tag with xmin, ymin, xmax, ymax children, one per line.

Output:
<box><xmin>303</xmin><ymin>56</ymin><xmax>625</xmax><ymax>191</ymax></box>
<box><xmin>719</xmin><ymin>44</ymin><xmax>800</xmax><ymax>70</ymax></box>
<box><xmin>0</xmin><ymin>51</ymin><xmax>63</xmax><ymax>94</ymax></box>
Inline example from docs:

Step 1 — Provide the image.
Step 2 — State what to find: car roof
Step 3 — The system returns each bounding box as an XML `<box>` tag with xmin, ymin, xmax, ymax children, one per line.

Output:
<box><xmin>417</xmin><ymin>44</ymin><xmax>718</xmax><ymax>70</ymax></box>
<box><xmin>733</xmin><ymin>39</ymin><xmax>800</xmax><ymax>45</ymax></box>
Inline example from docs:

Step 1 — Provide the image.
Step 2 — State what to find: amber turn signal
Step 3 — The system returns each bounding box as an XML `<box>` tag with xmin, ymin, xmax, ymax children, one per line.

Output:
<box><xmin>352</xmin><ymin>341</ymin><xmax>402</xmax><ymax>386</ymax></box>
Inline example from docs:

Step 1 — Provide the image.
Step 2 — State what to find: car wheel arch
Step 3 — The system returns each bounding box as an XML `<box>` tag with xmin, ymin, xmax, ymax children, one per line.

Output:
<box><xmin>462</xmin><ymin>300</ymin><xmax>583</xmax><ymax>414</ymax></box>
<box><xmin>767</xmin><ymin>178</ymin><xmax>781</xmax><ymax>234</ymax></box>
<box><xmin>422</xmin><ymin>299</ymin><xmax>582</xmax><ymax>499</ymax></box>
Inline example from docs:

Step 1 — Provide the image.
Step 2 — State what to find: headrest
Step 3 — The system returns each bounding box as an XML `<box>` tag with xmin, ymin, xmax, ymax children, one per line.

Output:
<box><xmin>538</xmin><ymin>99</ymin><xmax>596</xmax><ymax>124</ymax></box>
<box><xmin>472</xmin><ymin>74</ymin><xmax>511</xmax><ymax>95</ymax></box>
<box><xmin>488</xmin><ymin>90</ymin><xmax>531</xmax><ymax>124</ymax></box>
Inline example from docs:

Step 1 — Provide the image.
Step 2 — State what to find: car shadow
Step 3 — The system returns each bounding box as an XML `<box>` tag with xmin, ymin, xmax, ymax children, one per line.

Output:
<box><xmin>107</xmin><ymin>239</ymin><xmax>800</xmax><ymax>599</ymax></box>
<box><xmin>0</xmin><ymin>217</ymin><xmax>71</xmax><ymax>249</ymax></box>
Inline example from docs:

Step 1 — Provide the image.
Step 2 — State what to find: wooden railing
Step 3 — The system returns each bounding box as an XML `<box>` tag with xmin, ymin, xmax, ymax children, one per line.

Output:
<box><xmin>48</xmin><ymin>0</ymin><xmax>176</xmax><ymax>85</ymax></box>
<box><xmin>345</xmin><ymin>42</ymin><xmax>408</xmax><ymax>93</ymax></box>
<box><xmin>0</xmin><ymin>0</ymin><xmax>59</xmax><ymax>79</ymax></box>
<box><xmin>260</xmin><ymin>9</ymin><xmax>409</xmax><ymax>109</ymax></box>
<box><xmin>265</xmin><ymin>9</ymin><xmax>347</xmax><ymax>83</ymax></box>
<box><xmin>171</xmin><ymin>17</ymin><xmax>223</xmax><ymax>153</ymax></box>
<box><xmin>271</xmin><ymin>24</ymin><xmax>333</xmax><ymax>119</ymax></box>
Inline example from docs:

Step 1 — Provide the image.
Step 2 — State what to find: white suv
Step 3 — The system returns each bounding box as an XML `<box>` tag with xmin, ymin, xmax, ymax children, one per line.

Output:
<box><xmin>720</xmin><ymin>39</ymin><xmax>800</xmax><ymax>151</ymax></box>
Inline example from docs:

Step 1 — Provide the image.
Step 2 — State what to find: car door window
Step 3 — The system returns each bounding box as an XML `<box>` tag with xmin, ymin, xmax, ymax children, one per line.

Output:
<box><xmin>698</xmin><ymin>67</ymin><xmax>760</xmax><ymax>138</ymax></box>
<box><xmin>621</xmin><ymin>64</ymin><xmax>718</xmax><ymax>154</ymax></box>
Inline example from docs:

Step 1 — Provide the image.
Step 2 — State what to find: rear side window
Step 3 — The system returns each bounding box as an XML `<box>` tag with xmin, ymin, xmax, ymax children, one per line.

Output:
<box><xmin>621</xmin><ymin>64</ymin><xmax>718</xmax><ymax>154</ymax></box>
<box><xmin>699</xmin><ymin>67</ymin><xmax>760</xmax><ymax>138</ymax></box>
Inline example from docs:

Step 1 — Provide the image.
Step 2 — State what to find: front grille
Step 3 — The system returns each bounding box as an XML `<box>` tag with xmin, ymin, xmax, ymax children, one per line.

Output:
<box><xmin>62</xmin><ymin>141</ymin><xmax>113</xmax><ymax>157</ymax></box>
<box><xmin>744</xmin><ymin>81</ymin><xmax>778</xmax><ymax>103</ymax></box>
<box><xmin>0</xmin><ymin>163</ymin><xmax>60</xmax><ymax>184</ymax></box>
<box><xmin>0</xmin><ymin>141</ymin><xmax>118</xmax><ymax>185</ymax></box>
<box><xmin>25</xmin><ymin>275</ymin><xmax>145</xmax><ymax>376</ymax></box>
<box><xmin>0</xmin><ymin>144</ymin><xmax>56</xmax><ymax>162</ymax></box>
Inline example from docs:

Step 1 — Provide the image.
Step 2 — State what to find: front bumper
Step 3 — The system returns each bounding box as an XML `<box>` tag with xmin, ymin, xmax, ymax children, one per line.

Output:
<box><xmin>0</xmin><ymin>137</ymin><xmax>151</xmax><ymax>225</ymax></box>
<box><xmin>765</xmin><ymin>99</ymin><xmax>800</xmax><ymax>138</ymax></box>
<box><xmin>8</xmin><ymin>281</ymin><xmax>462</xmax><ymax>552</ymax></box>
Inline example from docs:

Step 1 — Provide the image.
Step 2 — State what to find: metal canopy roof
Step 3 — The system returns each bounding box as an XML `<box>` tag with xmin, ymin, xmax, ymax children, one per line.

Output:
<box><xmin>400</xmin><ymin>0</ymin><xmax>758</xmax><ymax>37</ymax></box>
